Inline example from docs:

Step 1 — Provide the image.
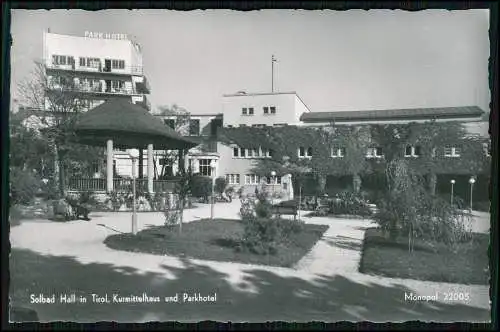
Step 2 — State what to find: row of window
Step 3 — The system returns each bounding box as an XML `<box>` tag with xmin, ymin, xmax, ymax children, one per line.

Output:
<box><xmin>242</xmin><ymin>106</ymin><xmax>277</xmax><ymax>116</ymax></box>
<box><xmin>295</xmin><ymin>145</ymin><xmax>465</xmax><ymax>159</ymax></box>
<box><xmin>232</xmin><ymin>146</ymin><xmax>274</xmax><ymax>158</ymax></box>
<box><xmin>226</xmin><ymin>174</ymin><xmax>282</xmax><ymax>185</ymax></box>
<box><xmin>226</xmin><ymin>123</ymin><xmax>288</xmax><ymax>128</ymax></box>
<box><xmin>52</xmin><ymin>55</ymin><xmax>126</xmax><ymax>70</ymax></box>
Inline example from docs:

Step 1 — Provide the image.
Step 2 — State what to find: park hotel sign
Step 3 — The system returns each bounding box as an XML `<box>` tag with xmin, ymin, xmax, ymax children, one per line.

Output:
<box><xmin>84</xmin><ymin>31</ymin><xmax>129</xmax><ymax>40</ymax></box>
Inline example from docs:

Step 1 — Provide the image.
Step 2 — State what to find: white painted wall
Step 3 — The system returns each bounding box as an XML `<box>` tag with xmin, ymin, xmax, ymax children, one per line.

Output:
<box><xmin>44</xmin><ymin>32</ymin><xmax>140</xmax><ymax>70</ymax></box>
<box><xmin>222</xmin><ymin>93</ymin><xmax>303</xmax><ymax>127</ymax></box>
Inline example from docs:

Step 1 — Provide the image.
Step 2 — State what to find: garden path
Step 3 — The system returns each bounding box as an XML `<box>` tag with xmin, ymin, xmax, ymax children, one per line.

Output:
<box><xmin>10</xmin><ymin>201</ymin><xmax>491</xmax><ymax>322</ymax></box>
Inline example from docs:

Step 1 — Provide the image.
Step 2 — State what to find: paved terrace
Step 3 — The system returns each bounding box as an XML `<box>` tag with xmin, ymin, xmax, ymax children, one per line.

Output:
<box><xmin>10</xmin><ymin>201</ymin><xmax>491</xmax><ymax>323</ymax></box>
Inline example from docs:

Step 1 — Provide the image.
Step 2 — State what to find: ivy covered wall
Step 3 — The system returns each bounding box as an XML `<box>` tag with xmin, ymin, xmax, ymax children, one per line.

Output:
<box><xmin>218</xmin><ymin>123</ymin><xmax>490</xmax><ymax>178</ymax></box>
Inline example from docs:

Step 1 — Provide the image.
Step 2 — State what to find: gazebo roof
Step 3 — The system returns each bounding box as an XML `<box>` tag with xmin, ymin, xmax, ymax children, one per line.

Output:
<box><xmin>74</xmin><ymin>99</ymin><xmax>199</xmax><ymax>149</ymax></box>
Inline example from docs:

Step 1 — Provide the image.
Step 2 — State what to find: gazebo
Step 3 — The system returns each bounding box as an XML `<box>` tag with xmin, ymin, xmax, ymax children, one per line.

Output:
<box><xmin>74</xmin><ymin>98</ymin><xmax>199</xmax><ymax>193</ymax></box>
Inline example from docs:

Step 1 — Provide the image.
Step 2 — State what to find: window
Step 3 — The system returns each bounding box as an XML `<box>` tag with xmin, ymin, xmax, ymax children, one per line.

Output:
<box><xmin>111</xmin><ymin>80</ymin><xmax>125</xmax><ymax>92</ymax></box>
<box><xmin>298</xmin><ymin>147</ymin><xmax>305</xmax><ymax>158</ymax></box>
<box><xmin>189</xmin><ymin>119</ymin><xmax>200</xmax><ymax>136</ymax></box>
<box><xmin>245</xmin><ymin>174</ymin><xmax>260</xmax><ymax>185</ymax></box>
<box><xmin>111</xmin><ymin>59</ymin><xmax>125</xmax><ymax>69</ymax></box>
<box><xmin>240</xmin><ymin>148</ymin><xmax>246</xmax><ymax>158</ymax></box>
<box><xmin>270</xmin><ymin>106</ymin><xmax>276</xmax><ymax>114</ymax></box>
<box><xmin>52</xmin><ymin>55</ymin><xmax>72</xmax><ymax>66</ymax></box>
<box><xmin>164</xmin><ymin>119</ymin><xmax>175</xmax><ymax>129</ymax></box>
<box><xmin>248</xmin><ymin>107</ymin><xmax>254</xmax><ymax>115</ymax></box>
<box><xmin>252</xmin><ymin>124</ymin><xmax>266</xmax><ymax>128</ymax></box>
<box><xmin>242</xmin><ymin>108</ymin><xmax>247</xmax><ymax>115</ymax></box>
<box><xmin>247</xmin><ymin>149</ymin><xmax>254</xmax><ymax>157</ymax></box>
<box><xmin>444</xmin><ymin>145</ymin><xmax>461</xmax><ymax>157</ymax></box>
<box><xmin>404</xmin><ymin>145</ymin><xmax>421</xmax><ymax>157</ymax></box>
<box><xmin>199</xmin><ymin>159</ymin><xmax>214</xmax><ymax>176</ymax></box>
<box><xmin>253</xmin><ymin>148</ymin><xmax>260</xmax><ymax>157</ymax></box>
<box><xmin>266</xmin><ymin>175</ymin><xmax>282</xmax><ymax>184</ymax></box>
<box><xmin>233</xmin><ymin>147</ymin><xmax>239</xmax><ymax>157</ymax></box>
<box><xmin>263</xmin><ymin>106</ymin><xmax>269</xmax><ymax>114</ymax></box>
<box><xmin>331</xmin><ymin>146</ymin><xmax>345</xmax><ymax>158</ymax></box>
<box><xmin>298</xmin><ymin>147</ymin><xmax>312</xmax><ymax>158</ymax></box>
<box><xmin>268</xmin><ymin>149</ymin><xmax>274</xmax><ymax>158</ymax></box>
<box><xmin>226</xmin><ymin>174</ymin><xmax>240</xmax><ymax>185</ymax></box>
<box><xmin>367</xmin><ymin>147</ymin><xmax>384</xmax><ymax>158</ymax></box>
<box><xmin>79</xmin><ymin>57</ymin><xmax>85</xmax><ymax>67</ymax></box>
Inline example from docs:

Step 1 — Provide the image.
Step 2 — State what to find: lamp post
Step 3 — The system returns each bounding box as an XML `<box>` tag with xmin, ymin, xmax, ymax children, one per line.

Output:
<box><xmin>469</xmin><ymin>177</ymin><xmax>476</xmax><ymax>213</ymax></box>
<box><xmin>210</xmin><ymin>160</ymin><xmax>216</xmax><ymax>220</ymax></box>
<box><xmin>270</xmin><ymin>170</ymin><xmax>276</xmax><ymax>205</ymax></box>
<box><xmin>128</xmin><ymin>149</ymin><xmax>140</xmax><ymax>235</ymax></box>
<box><xmin>450</xmin><ymin>179</ymin><xmax>455</xmax><ymax>206</ymax></box>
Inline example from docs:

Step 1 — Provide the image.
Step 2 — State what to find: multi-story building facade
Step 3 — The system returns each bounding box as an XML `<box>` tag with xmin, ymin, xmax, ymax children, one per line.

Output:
<box><xmin>43</xmin><ymin>30</ymin><xmax>151</xmax><ymax>112</ymax></box>
<box><xmin>42</xmin><ymin>30</ymin><xmax>152</xmax><ymax>181</ymax></box>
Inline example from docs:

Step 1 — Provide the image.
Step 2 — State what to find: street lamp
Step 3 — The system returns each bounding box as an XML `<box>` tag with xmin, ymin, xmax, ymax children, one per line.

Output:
<box><xmin>469</xmin><ymin>177</ymin><xmax>476</xmax><ymax>213</ymax></box>
<box><xmin>450</xmin><ymin>179</ymin><xmax>455</xmax><ymax>206</ymax></box>
<box><xmin>270</xmin><ymin>170</ymin><xmax>276</xmax><ymax>205</ymax></box>
<box><xmin>128</xmin><ymin>148</ymin><xmax>140</xmax><ymax>235</ymax></box>
<box><xmin>210</xmin><ymin>160</ymin><xmax>216</xmax><ymax>220</ymax></box>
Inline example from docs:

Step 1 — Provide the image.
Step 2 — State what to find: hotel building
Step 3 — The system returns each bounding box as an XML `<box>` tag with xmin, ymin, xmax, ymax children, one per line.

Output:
<box><xmin>42</xmin><ymin>30</ymin><xmax>152</xmax><ymax>180</ymax></box>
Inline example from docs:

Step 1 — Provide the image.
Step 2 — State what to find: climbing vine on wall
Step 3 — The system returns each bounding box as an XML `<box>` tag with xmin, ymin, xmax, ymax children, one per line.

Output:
<box><xmin>218</xmin><ymin>122</ymin><xmax>490</xmax><ymax>179</ymax></box>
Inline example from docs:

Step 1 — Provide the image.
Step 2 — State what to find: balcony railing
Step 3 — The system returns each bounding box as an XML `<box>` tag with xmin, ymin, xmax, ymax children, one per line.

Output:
<box><xmin>45</xmin><ymin>62</ymin><xmax>144</xmax><ymax>76</ymax></box>
<box><xmin>47</xmin><ymin>82</ymin><xmax>139</xmax><ymax>96</ymax></box>
<box><xmin>68</xmin><ymin>178</ymin><xmax>179</xmax><ymax>193</ymax></box>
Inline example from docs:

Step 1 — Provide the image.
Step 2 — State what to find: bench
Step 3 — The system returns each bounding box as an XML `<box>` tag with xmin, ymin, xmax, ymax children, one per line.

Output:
<box><xmin>272</xmin><ymin>203</ymin><xmax>299</xmax><ymax>220</ymax></box>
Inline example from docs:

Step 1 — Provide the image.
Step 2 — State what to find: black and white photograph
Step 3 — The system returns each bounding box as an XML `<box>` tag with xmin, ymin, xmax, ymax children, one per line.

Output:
<box><xmin>7</xmin><ymin>7</ymin><xmax>493</xmax><ymax>323</ymax></box>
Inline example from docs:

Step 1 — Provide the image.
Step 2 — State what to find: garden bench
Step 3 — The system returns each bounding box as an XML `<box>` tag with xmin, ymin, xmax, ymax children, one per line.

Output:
<box><xmin>272</xmin><ymin>203</ymin><xmax>298</xmax><ymax>220</ymax></box>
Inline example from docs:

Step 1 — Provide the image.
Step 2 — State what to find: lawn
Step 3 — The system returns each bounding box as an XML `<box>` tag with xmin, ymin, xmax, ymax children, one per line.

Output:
<box><xmin>358</xmin><ymin>228</ymin><xmax>489</xmax><ymax>285</ymax></box>
<box><xmin>104</xmin><ymin>219</ymin><xmax>329</xmax><ymax>268</ymax></box>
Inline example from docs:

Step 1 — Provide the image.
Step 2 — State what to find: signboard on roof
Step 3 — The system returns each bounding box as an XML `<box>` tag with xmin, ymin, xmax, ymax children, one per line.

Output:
<box><xmin>84</xmin><ymin>31</ymin><xmax>128</xmax><ymax>40</ymax></box>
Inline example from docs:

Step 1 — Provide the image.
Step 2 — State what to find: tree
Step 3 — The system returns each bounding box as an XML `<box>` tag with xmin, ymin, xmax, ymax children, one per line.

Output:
<box><xmin>153</xmin><ymin>104</ymin><xmax>192</xmax><ymax>178</ymax></box>
<box><xmin>17</xmin><ymin>61</ymin><xmax>104</xmax><ymax>197</ymax></box>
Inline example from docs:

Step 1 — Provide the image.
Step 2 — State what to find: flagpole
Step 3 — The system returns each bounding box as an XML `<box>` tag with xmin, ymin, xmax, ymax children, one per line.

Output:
<box><xmin>272</xmin><ymin>55</ymin><xmax>274</xmax><ymax>93</ymax></box>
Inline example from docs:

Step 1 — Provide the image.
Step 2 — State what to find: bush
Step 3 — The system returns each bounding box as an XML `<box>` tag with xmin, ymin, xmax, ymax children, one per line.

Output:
<box><xmin>214</xmin><ymin>177</ymin><xmax>227</xmax><ymax>194</ymax></box>
<box><xmin>190</xmin><ymin>175</ymin><xmax>212</xmax><ymax>201</ymax></box>
<box><xmin>238</xmin><ymin>185</ymin><xmax>304</xmax><ymax>255</ymax></box>
<box><xmin>328</xmin><ymin>191</ymin><xmax>372</xmax><ymax>217</ymax></box>
<box><xmin>10</xmin><ymin>168</ymin><xmax>41</xmax><ymax>205</ymax></box>
<box><xmin>374</xmin><ymin>159</ymin><xmax>473</xmax><ymax>246</ymax></box>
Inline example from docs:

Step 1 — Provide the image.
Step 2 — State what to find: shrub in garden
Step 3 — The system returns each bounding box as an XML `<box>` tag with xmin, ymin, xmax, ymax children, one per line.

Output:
<box><xmin>190</xmin><ymin>175</ymin><xmax>212</xmax><ymax>202</ymax></box>
<box><xmin>238</xmin><ymin>185</ymin><xmax>304</xmax><ymax>255</ymax></box>
<box><xmin>375</xmin><ymin>159</ymin><xmax>473</xmax><ymax>247</ymax></box>
<box><xmin>328</xmin><ymin>191</ymin><xmax>372</xmax><ymax>217</ymax></box>
<box><xmin>10</xmin><ymin>168</ymin><xmax>42</xmax><ymax>205</ymax></box>
<box><xmin>214</xmin><ymin>177</ymin><xmax>227</xmax><ymax>194</ymax></box>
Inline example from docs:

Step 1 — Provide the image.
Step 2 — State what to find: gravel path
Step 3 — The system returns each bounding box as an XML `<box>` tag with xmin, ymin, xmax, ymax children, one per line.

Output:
<box><xmin>9</xmin><ymin>202</ymin><xmax>491</xmax><ymax>322</ymax></box>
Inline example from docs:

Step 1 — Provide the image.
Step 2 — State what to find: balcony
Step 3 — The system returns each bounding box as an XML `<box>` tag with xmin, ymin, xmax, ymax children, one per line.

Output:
<box><xmin>135</xmin><ymin>76</ymin><xmax>151</xmax><ymax>94</ymax></box>
<box><xmin>45</xmin><ymin>62</ymin><xmax>144</xmax><ymax>76</ymax></box>
<box><xmin>46</xmin><ymin>82</ymin><xmax>138</xmax><ymax>97</ymax></box>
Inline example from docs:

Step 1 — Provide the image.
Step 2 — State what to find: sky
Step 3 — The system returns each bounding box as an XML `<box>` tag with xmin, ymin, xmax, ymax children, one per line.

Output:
<box><xmin>10</xmin><ymin>9</ymin><xmax>491</xmax><ymax>115</ymax></box>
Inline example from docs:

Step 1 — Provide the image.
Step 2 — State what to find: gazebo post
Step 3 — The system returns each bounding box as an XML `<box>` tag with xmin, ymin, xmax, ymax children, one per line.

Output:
<box><xmin>147</xmin><ymin>144</ymin><xmax>154</xmax><ymax>194</ymax></box>
<box><xmin>106</xmin><ymin>139</ymin><xmax>114</xmax><ymax>192</ymax></box>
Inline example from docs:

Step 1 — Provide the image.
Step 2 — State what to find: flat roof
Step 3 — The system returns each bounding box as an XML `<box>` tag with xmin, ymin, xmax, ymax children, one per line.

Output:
<box><xmin>153</xmin><ymin>113</ymin><xmax>223</xmax><ymax>117</ymax></box>
<box><xmin>300</xmin><ymin>106</ymin><xmax>485</xmax><ymax>122</ymax></box>
<box><xmin>223</xmin><ymin>91</ymin><xmax>297</xmax><ymax>97</ymax></box>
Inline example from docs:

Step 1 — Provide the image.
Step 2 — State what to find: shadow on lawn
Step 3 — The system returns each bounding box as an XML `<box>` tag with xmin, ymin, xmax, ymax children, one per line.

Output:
<box><xmin>9</xmin><ymin>248</ymin><xmax>490</xmax><ymax>323</ymax></box>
